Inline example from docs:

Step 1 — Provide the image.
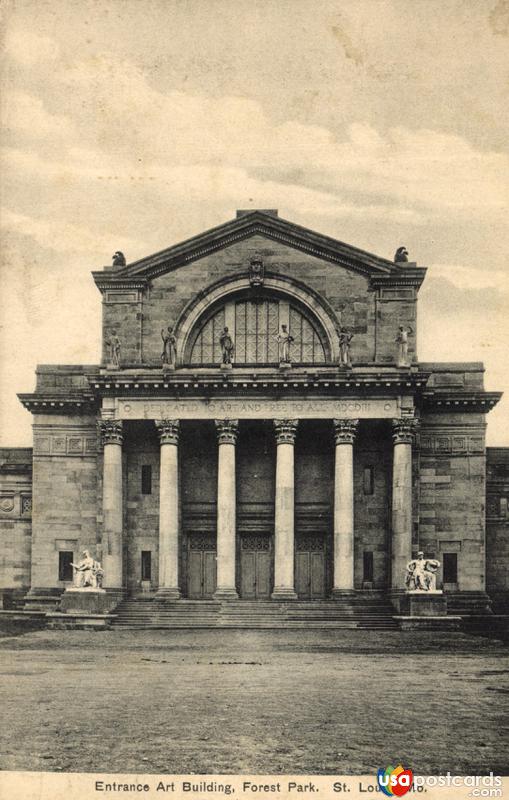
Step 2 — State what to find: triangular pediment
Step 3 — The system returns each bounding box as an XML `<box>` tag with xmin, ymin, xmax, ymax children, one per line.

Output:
<box><xmin>93</xmin><ymin>210</ymin><xmax>425</xmax><ymax>289</ymax></box>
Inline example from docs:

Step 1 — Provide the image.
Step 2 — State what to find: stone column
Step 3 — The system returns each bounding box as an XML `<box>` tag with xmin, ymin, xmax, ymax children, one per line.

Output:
<box><xmin>155</xmin><ymin>420</ymin><xmax>181</xmax><ymax>598</ymax></box>
<box><xmin>332</xmin><ymin>419</ymin><xmax>359</xmax><ymax>596</ymax></box>
<box><xmin>99</xmin><ymin>420</ymin><xmax>124</xmax><ymax>590</ymax></box>
<box><xmin>391</xmin><ymin>418</ymin><xmax>419</xmax><ymax>590</ymax></box>
<box><xmin>272</xmin><ymin>419</ymin><xmax>298</xmax><ymax>600</ymax></box>
<box><xmin>214</xmin><ymin>419</ymin><xmax>239</xmax><ymax>599</ymax></box>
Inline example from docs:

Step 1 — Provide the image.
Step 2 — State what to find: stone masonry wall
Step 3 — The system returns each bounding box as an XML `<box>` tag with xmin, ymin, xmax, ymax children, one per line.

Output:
<box><xmin>30</xmin><ymin>415</ymin><xmax>99</xmax><ymax>590</ymax></box>
<box><xmin>0</xmin><ymin>449</ymin><xmax>32</xmax><ymax>603</ymax></box>
<box><xmin>486</xmin><ymin>448</ymin><xmax>509</xmax><ymax>609</ymax></box>
<box><xmin>418</xmin><ymin>411</ymin><xmax>487</xmax><ymax>592</ymax></box>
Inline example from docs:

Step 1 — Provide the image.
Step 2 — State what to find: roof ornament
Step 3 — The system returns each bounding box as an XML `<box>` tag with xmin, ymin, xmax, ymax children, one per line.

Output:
<box><xmin>249</xmin><ymin>253</ymin><xmax>264</xmax><ymax>288</ymax></box>
<box><xmin>112</xmin><ymin>251</ymin><xmax>126</xmax><ymax>267</ymax></box>
<box><xmin>394</xmin><ymin>246</ymin><xmax>409</xmax><ymax>263</ymax></box>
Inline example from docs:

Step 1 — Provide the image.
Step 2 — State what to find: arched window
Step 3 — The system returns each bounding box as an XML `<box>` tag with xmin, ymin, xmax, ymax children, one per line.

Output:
<box><xmin>189</xmin><ymin>298</ymin><xmax>326</xmax><ymax>365</ymax></box>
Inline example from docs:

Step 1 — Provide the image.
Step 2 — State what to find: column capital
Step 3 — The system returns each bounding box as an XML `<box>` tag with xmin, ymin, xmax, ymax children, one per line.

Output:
<box><xmin>155</xmin><ymin>419</ymin><xmax>180</xmax><ymax>445</ymax></box>
<box><xmin>215</xmin><ymin>419</ymin><xmax>239</xmax><ymax>445</ymax></box>
<box><xmin>392</xmin><ymin>417</ymin><xmax>419</xmax><ymax>445</ymax></box>
<box><xmin>333</xmin><ymin>418</ymin><xmax>359</xmax><ymax>445</ymax></box>
<box><xmin>98</xmin><ymin>419</ymin><xmax>123</xmax><ymax>446</ymax></box>
<box><xmin>274</xmin><ymin>419</ymin><xmax>299</xmax><ymax>445</ymax></box>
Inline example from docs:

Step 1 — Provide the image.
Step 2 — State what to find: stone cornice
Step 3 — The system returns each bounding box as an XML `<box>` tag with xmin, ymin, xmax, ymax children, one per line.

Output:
<box><xmin>421</xmin><ymin>391</ymin><xmax>502</xmax><ymax>413</ymax></box>
<box><xmin>87</xmin><ymin>368</ymin><xmax>431</xmax><ymax>397</ymax></box>
<box><xmin>274</xmin><ymin>418</ymin><xmax>299</xmax><ymax>444</ymax></box>
<box><xmin>92</xmin><ymin>211</ymin><xmax>423</xmax><ymax>287</ymax></box>
<box><xmin>18</xmin><ymin>393</ymin><xmax>97</xmax><ymax>414</ymax></box>
<box><xmin>92</xmin><ymin>275</ymin><xmax>149</xmax><ymax>293</ymax></box>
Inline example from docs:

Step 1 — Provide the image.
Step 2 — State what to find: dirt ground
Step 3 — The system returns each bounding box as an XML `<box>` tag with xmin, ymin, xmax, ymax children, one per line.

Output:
<box><xmin>0</xmin><ymin>627</ymin><xmax>507</xmax><ymax>776</ymax></box>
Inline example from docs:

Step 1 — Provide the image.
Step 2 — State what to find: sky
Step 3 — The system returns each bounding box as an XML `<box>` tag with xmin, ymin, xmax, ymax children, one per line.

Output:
<box><xmin>0</xmin><ymin>0</ymin><xmax>508</xmax><ymax>445</ymax></box>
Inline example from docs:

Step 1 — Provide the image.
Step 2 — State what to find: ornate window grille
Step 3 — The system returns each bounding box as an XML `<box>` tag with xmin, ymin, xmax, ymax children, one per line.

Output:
<box><xmin>189</xmin><ymin>299</ymin><xmax>326</xmax><ymax>365</ymax></box>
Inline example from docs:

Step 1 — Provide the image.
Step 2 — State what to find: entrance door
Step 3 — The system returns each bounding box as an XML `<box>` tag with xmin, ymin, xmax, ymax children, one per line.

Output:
<box><xmin>295</xmin><ymin>534</ymin><xmax>326</xmax><ymax>599</ymax></box>
<box><xmin>187</xmin><ymin>533</ymin><xmax>217</xmax><ymax>598</ymax></box>
<box><xmin>240</xmin><ymin>534</ymin><xmax>272</xmax><ymax>599</ymax></box>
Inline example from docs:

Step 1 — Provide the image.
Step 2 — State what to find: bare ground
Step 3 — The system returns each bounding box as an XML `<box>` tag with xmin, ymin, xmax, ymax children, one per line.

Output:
<box><xmin>0</xmin><ymin>628</ymin><xmax>507</xmax><ymax>775</ymax></box>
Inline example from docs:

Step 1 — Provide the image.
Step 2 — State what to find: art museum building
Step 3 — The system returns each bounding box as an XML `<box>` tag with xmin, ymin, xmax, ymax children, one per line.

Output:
<box><xmin>1</xmin><ymin>209</ymin><xmax>508</xmax><ymax>625</ymax></box>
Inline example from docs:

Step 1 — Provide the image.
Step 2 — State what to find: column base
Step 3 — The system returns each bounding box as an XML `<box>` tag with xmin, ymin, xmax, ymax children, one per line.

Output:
<box><xmin>213</xmin><ymin>587</ymin><xmax>239</xmax><ymax>600</ymax></box>
<box><xmin>155</xmin><ymin>587</ymin><xmax>181</xmax><ymax>600</ymax></box>
<box><xmin>271</xmin><ymin>587</ymin><xmax>298</xmax><ymax>600</ymax></box>
<box><xmin>331</xmin><ymin>588</ymin><xmax>356</xmax><ymax>599</ymax></box>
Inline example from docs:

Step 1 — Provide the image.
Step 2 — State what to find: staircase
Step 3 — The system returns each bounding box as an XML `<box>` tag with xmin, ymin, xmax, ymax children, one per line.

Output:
<box><xmin>219</xmin><ymin>601</ymin><xmax>285</xmax><ymax>628</ymax></box>
<box><xmin>283</xmin><ymin>598</ymin><xmax>398</xmax><ymax>630</ymax></box>
<box><xmin>112</xmin><ymin>595</ymin><xmax>398</xmax><ymax>630</ymax></box>
<box><xmin>112</xmin><ymin>599</ymin><xmax>221</xmax><ymax>629</ymax></box>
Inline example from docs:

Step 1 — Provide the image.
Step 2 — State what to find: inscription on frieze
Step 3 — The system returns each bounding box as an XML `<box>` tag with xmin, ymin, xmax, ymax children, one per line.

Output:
<box><xmin>117</xmin><ymin>397</ymin><xmax>400</xmax><ymax>420</ymax></box>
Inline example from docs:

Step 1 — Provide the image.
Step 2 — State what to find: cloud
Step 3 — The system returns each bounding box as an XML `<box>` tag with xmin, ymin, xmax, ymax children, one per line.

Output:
<box><xmin>4</xmin><ymin>29</ymin><xmax>60</xmax><ymax>65</ymax></box>
<box><xmin>2</xmin><ymin>91</ymin><xmax>74</xmax><ymax>138</ymax></box>
<box><xmin>0</xmin><ymin>207</ymin><xmax>143</xmax><ymax>258</ymax></box>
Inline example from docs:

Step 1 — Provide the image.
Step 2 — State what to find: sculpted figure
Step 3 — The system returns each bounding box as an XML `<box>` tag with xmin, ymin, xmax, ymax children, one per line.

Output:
<box><xmin>394</xmin><ymin>246</ymin><xmax>409</xmax><ymax>263</ymax></box>
<box><xmin>72</xmin><ymin>550</ymin><xmax>95</xmax><ymax>588</ymax></box>
<box><xmin>71</xmin><ymin>550</ymin><xmax>104</xmax><ymax>589</ymax></box>
<box><xmin>405</xmin><ymin>552</ymin><xmax>440</xmax><ymax>592</ymax></box>
<box><xmin>108</xmin><ymin>330</ymin><xmax>121</xmax><ymax>368</ymax></box>
<box><xmin>219</xmin><ymin>327</ymin><xmax>235</xmax><ymax>365</ymax></box>
<box><xmin>338</xmin><ymin>327</ymin><xmax>353</xmax><ymax>368</ymax></box>
<box><xmin>395</xmin><ymin>325</ymin><xmax>413</xmax><ymax>367</ymax></box>
<box><xmin>161</xmin><ymin>326</ymin><xmax>177</xmax><ymax>366</ymax></box>
<box><xmin>276</xmin><ymin>324</ymin><xmax>294</xmax><ymax>364</ymax></box>
<box><xmin>112</xmin><ymin>251</ymin><xmax>126</xmax><ymax>267</ymax></box>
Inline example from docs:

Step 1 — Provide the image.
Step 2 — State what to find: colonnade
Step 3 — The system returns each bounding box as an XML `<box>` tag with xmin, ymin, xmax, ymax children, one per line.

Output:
<box><xmin>98</xmin><ymin>416</ymin><xmax>418</xmax><ymax>596</ymax></box>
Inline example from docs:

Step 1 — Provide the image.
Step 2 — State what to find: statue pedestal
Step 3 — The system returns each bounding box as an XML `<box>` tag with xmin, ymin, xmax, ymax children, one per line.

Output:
<box><xmin>162</xmin><ymin>362</ymin><xmax>175</xmax><ymax>372</ymax></box>
<box><xmin>279</xmin><ymin>362</ymin><xmax>292</xmax><ymax>371</ymax></box>
<box><xmin>404</xmin><ymin>590</ymin><xmax>447</xmax><ymax>616</ymax></box>
<box><xmin>58</xmin><ymin>588</ymin><xmax>120</xmax><ymax>615</ymax></box>
<box><xmin>220</xmin><ymin>363</ymin><xmax>233</xmax><ymax>370</ymax></box>
<box><xmin>106</xmin><ymin>363</ymin><xmax>119</xmax><ymax>371</ymax></box>
<box><xmin>394</xmin><ymin>590</ymin><xmax>462</xmax><ymax>631</ymax></box>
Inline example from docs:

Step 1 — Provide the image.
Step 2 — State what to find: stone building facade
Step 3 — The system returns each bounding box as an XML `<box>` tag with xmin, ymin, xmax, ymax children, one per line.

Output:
<box><xmin>0</xmin><ymin>210</ymin><xmax>507</xmax><ymax>614</ymax></box>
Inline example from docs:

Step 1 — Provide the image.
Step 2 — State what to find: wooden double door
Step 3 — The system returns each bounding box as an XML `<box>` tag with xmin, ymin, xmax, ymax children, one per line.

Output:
<box><xmin>187</xmin><ymin>533</ymin><xmax>217</xmax><ymax>599</ymax></box>
<box><xmin>295</xmin><ymin>533</ymin><xmax>327</xmax><ymax>599</ymax></box>
<box><xmin>239</xmin><ymin>534</ymin><xmax>272</xmax><ymax>599</ymax></box>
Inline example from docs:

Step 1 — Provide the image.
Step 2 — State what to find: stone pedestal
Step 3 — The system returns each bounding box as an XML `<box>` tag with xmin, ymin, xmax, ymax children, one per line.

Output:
<box><xmin>214</xmin><ymin>419</ymin><xmax>239</xmax><ymax>600</ymax></box>
<box><xmin>394</xmin><ymin>590</ymin><xmax>462</xmax><ymax>630</ymax></box>
<box><xmin>272</xmin><ymin>419</ymin><xmax>298</xmax><ymax>600</ymax></box>
<box><xmin>58</xmin><ymin>588</ymin><xmax>121</xmax><ymax>615</ymax></box>
<box><xmin>403</xmin><ymin>590</ymin><xmax>447</xmax><ymax>616</ymax></box>
<box><xmin>220</xmin><ymin>363</ymin><xmax>233</xmax><ymax>371</ymax></box>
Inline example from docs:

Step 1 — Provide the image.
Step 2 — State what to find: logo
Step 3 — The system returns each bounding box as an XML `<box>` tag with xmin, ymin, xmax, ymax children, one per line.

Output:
<box><xmin>377</xmin><ymin>765</ymin><xmax>413</xmax><ymax>797</ymax></box>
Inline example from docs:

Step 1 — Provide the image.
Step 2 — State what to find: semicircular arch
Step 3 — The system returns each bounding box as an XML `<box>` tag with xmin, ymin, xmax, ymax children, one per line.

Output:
<box><xmin>174</xmin><ymin>274</ymin><xmax>341</xmax><ymax>365</ymax></box>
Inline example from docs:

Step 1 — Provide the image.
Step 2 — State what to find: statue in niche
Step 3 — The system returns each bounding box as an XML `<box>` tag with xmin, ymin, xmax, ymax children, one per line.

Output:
<box><xmin>276</xmin><ymin>324</ymin><xmax>294</xmax><ymax>364</ymax></box>
<box><xmin>219</xmin><ymin>326</ymin><xmax>235</xmax><ymax>365</ymax></box>
<box><xmin>249</xmin><ymin>254</ymin><xmax>264</xmax><ymax>288</ymax></box>
<box><xmin>338</xmin><ymin>327</ymin><xmax>354</xmax><ymax>368</ymax></box>
<box><xmin>405</xmin><ymin>552</ymin><xmax>440</xmax><ymax>592</ymax></box>
<box><xmin>161</xmin><ymin>325</ymin><xmax>177</xmax><ymax>367</ymax></box>
<box><xmin>395</xmin><ymin>325</ymin><xmax>413</xmax><ymax>367</ymax></box>
<box><xmin>71</xmin><ymin>550</ymin><xmax>104</xmax><ymax>589</ymax></box>
<box><xmin>108</xmin><ymin>330</ymin><xmax>121</xmax><ymax>368</ymax></box>
<box><xmin>394</xmin><ymin>246</ymin><xmax>409</xmax><ymax>263</ymax></box>
<box><xmin>112</xmin><ymin>251</ymin><xmax>126</xmax><ymax>267</ymax></box>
